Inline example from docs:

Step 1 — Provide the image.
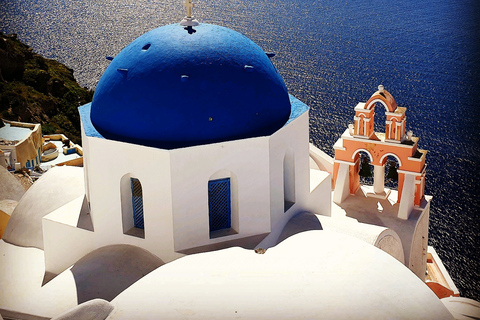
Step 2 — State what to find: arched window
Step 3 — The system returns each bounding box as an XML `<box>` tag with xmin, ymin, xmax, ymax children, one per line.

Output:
<box><xmin>120</xmin><ymin>174</ymin><xmax>145</xmax><ymax>238</ymax></box>
<box><xmin>130</xmin><ymin>178</ymin><xmax>144</xmax><ymax>229</ymax></box>
<box><xmin>284</xmin><ymin>149</ymin><xmax>296</xmax><ymax>212</ymax></box>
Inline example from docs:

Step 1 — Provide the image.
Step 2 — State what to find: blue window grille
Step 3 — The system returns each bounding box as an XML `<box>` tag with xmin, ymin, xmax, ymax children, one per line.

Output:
<box><xmin>208</xmin><ymin>178</ymin><xmax>231</xmax><ymax>232</ymax></box>
<box><xmin>131</xmin><ymin>178</ymin><xmax>144</xmax><ymax>229</ymax></box>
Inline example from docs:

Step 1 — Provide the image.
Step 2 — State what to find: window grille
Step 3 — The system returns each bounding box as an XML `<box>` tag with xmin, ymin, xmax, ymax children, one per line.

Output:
<box><xmin>131</xmin><ymin>178</ymin><xmax>144</xmax><ymax>229</ymax></box>
<box><xmin>208</xmin><ymin>178</ymin><xmax>231</xmax><ymax>232</ymax></box>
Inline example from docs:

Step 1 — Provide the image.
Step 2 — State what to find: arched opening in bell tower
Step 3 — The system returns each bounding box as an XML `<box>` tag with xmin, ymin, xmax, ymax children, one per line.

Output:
<box><xmin>383</xmin><ymin>155</ymin><xmax>400</xmax><ymax>190</ymax></box>
<box><xmin>371</xmin><ymin>101</ymin><xmax>388</xmax><ymax>138</ymax></box>
<box><xmin>356</xmin><ymin>150</ymin><xmax>374</xmax><ymax>187</ymax></box>
<box><xmin>374</xmin><ymin>105</ymin><xmax>387</xmax><ymax>136</ymax></box>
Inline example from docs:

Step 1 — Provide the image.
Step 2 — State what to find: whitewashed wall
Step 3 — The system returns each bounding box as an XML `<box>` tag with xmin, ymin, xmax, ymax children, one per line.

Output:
<box><xmin>170</xmin><ymin>137</ymin><xmax>271</xmax><ymax>252</ymax></box>
<box><xmin>85</xmin><ymin>135</ymin><xmax>181</xmax><ymax>263</ymax></box>
<box><xmin>67</xmin><ymin>102</ymin><xmax>329</xmax><ymax>267</ymax></box>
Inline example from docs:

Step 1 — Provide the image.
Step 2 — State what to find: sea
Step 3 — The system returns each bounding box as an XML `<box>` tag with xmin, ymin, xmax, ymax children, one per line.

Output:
<box><xmin>1</xmin><ymin>0</ymin><xmax>479</xmax><ymax>301</ymax></box>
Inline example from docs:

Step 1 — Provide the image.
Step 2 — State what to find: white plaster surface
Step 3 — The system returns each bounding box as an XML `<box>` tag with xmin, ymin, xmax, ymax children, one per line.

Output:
<box><xmin>85</xmin><ymin>134</ymin><xmax>179</xmax><ymax>263</ymax></box>
<box><xmin>0</xmin><ymin>166</ymin><xmax>25</xmax><ymax>201</ymax></box>
<box><xmin>51</xmin><ymin>299</ymin><xmax>114</xmax><ymax>320</ymax></box>
<box><xmin>309</xmin><ymin>143</ymin><xmax>334</xmax><ymax>173</ymax></box>
<box><xmin>0</xmin><ymin>240</ymin><xmax>78</xmax><ymax>318</ymax></box>
<box><xmin>42</xmin><ymin>195</ymin><xmax>96</xmax><ymax>275</ymax></box>
<box><xmin>0</xmin><ymin>242</ymin><xmax>162</xmax><ymax>318</ymax></box>
<box><xmin>258</xmin><ymin>112</ymin><xmax>329</xmax><ymax>249</ymax></box>
<box><xmin>0</xmin><ymin>199</ymin><xmax>17</xmax><ymax>216</ymax></box>
<box><xmin>305</xmin><ymin>168</ymin><xmax>331</xmax><ymax>217</ymax></box>
<box><xmin>43</xmin><ymin>195</ymin><xmax>85</xmax><ymax>226</ymax></box>
<box><xmin>331</xmin><ymin>189</ymin><xmax>430</xmax><ymax>278</ymax></box>
<box><xmin>67</xmin><ymin>245</ymin><xmax>163</xmax><ymax>303</ymax></box>
<box><xmin>107</xmin><ymin>231</ymin><xmax>453</xmax><ymax>320</ymax></box>
<box><xmin>398</xmin><ymin>172</ymin><xmax>416</xmax><ymax>219</ymax></box>
<box><xmin>275</xmin><ymin>212</ymin><xmax>322</xmax><ymax>244</ymax></box>
<box><xmin>409</xmin><ymin>202</ymin><xmax>430</xmax><ymax>279</ymax></box>
<box><xmin>2</xmin><ymin>166</ymin><xmax>85</xmax><ymax>249</ymax></box>
<box><xmin>309</xmin><ymin>168</ymin><xmax>328</xmax><ymax>193</ymax></box>
<box><xmin>170</xmin><ymin>136</ymin><xmax>271</xmax><ymax>252</ymax></box>
<box><xmin>441</xmin><ymin>297</ymin><xmax>480</xmax><ymax>320</ymax></box>
<box><xmin>333</xmin><ymin>162</ymin><xmax>350</xmax><ymax>203</ymax></box>
<box><xmin>317</xmin><ymin>214</ymin><xmax>405</xmax><ymax>263</ymax></box>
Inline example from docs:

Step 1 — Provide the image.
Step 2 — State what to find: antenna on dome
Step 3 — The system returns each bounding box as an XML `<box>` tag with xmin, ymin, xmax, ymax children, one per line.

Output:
<box><xmin>180</xmin><ymin>0</ymin><xmax>199</xmax><ymax>27</ymax></box>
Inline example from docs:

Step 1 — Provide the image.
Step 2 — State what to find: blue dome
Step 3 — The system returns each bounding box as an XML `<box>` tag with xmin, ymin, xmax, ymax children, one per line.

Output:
<box><xmin>90</xmin><ymin>23</ymin><xmax>291</xmax><ymax>149</ymax></box>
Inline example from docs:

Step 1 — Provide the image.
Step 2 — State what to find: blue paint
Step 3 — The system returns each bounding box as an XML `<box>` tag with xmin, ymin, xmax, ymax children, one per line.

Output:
<box><xmin>90</xmin><ymin>23</ymin><xmax>291</xmax><ymax>149</ymax></box>
<box><xmin>80</xmin><ymin>96</ymin><xmax>307</xmax><ymax>140</ymax></box>
<box><xmin>78</xmin><ymin>103</ymin><xmax>104</xmax><ymax>139</ymax></box>
<box><xmin>64</xmin><ymin>148</ymin><xmax>76</xmax><ymax>155</ymax></box>
<box><xmin>286</xmin><ymin>95</ymin><xmax>309</xmax><ymax>125</ymax></box>
<box><xmin>208</xmin><ymin>178</ymin><xmax>231</xmax><ymax>232</ymax></box>
<box><xmin>131</xmin><ymin>178</ymin><xmax>144</xmax><ymax>229</ymax></box>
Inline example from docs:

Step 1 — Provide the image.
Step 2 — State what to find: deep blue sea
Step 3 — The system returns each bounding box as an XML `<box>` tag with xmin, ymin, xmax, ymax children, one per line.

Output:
<box><xmin>1</xmin><ymin>0</ymin><xmax>479</xmax><ymax>301</ymax></box>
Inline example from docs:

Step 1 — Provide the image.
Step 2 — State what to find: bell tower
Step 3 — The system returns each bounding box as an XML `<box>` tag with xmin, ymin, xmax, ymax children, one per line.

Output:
<box><xmin>333</xmin><ymin>86</ymin><xmax>427</xmax><ymax>220</ymax></box>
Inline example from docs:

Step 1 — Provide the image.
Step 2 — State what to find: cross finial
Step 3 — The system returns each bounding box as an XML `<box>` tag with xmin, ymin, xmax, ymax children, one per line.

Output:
<box><xmin>180</xmin><ymin>0</ymin><xmax>199</xmax><ymax>27</ymax></box>
<box><xmin>184</xmin><ymin>0</ymin><xmax>194</xmax><ymax>18</ymax></box>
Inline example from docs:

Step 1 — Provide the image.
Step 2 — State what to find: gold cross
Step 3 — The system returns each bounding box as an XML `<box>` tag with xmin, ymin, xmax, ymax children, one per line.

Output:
<box><xmin>184</xmin><ymin>0</ymin><xmax>194</xmax><ymax>18</ymax></box>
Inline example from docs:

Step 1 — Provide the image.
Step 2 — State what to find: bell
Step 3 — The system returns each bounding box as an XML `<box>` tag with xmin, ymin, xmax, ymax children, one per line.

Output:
<box><xmin>386</xmin><ymin>161</ymin><xmax>398</xmax><ymax>180</ymax></box>
<box><xmin>359</xmin><ymin>156</ymin><xmax>372</xmax><ymax>177</ymax></box>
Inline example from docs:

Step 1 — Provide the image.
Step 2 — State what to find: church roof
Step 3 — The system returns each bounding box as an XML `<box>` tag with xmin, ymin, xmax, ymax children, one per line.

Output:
<box><xmin>107</xmin><ymin>231</ymin><xmax>453</xmax><ymax>319</ymax></box>
<box><xmin>90</xmin><ymin>23</ymin><xmax>291</xmax><ymax>149</ymax></box>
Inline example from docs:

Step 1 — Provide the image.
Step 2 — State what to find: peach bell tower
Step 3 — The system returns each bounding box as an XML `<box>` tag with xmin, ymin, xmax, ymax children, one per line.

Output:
<box><xmin>333</xmin><ymin>86</ymin><xmax>427</xmax><ymax>220</ymax></box>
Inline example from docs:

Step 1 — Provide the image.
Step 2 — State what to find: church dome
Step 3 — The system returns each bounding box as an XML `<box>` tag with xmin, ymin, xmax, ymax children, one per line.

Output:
<box><xmin>90</xmin><ymin>23</ymin><xmax>291</xmax><ymax>149</ymax></box>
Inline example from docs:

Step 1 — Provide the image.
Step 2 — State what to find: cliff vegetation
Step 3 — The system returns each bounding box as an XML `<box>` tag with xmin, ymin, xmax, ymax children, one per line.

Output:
<box><xmin>0</xmin><ymin>32</ymin><xmax>93</xmax><ymax>144</ymax></box>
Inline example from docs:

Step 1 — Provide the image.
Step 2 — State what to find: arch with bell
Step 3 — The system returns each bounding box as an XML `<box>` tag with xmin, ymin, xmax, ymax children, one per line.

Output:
<box><xmin>333</xmin><ymin>86</ymin><xmax>428</xmax><ymax>220</ymax></box>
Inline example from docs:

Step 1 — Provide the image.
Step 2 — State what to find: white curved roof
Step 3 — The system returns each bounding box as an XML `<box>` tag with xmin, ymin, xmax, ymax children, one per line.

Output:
<box><xmin>441</xmin><ymin>297</ymin><xmax>480</xmax><ymax>320</ymax></box>
<box><xmin>2</xmin><ymin>166</ymin><xmax>84</xmax><ymax>249</ymax></box>
<box><xmin>108</xmin><ymin>230</ymin><xmax>452</xmax><ymax>319</ymax></box>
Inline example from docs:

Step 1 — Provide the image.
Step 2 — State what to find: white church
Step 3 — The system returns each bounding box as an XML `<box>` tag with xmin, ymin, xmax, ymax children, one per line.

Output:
<box><xmin>0</xmin><ymin>2</ymin><xmax>474</xmax><ymax>319</ymax></box>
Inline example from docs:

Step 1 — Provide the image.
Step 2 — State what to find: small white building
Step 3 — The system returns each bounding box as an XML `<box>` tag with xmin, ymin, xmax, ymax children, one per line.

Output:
<box><xmin>0</xmin><ymin>119</ymin><xmax>42</xmax><ymax>169</ymax></box>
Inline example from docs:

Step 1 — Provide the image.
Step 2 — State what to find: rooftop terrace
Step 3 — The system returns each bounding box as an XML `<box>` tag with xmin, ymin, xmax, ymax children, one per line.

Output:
<box><xmin>0</xmin><ymin>122</ymin><xmax>33</xmax><ymax>145</ymax></box>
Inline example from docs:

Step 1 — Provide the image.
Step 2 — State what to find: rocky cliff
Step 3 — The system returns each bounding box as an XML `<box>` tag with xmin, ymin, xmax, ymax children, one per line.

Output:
<box><xmin>0</xmin><ymin>32</ymin><xmax>93</xmax><ymax>144</ymax></box>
